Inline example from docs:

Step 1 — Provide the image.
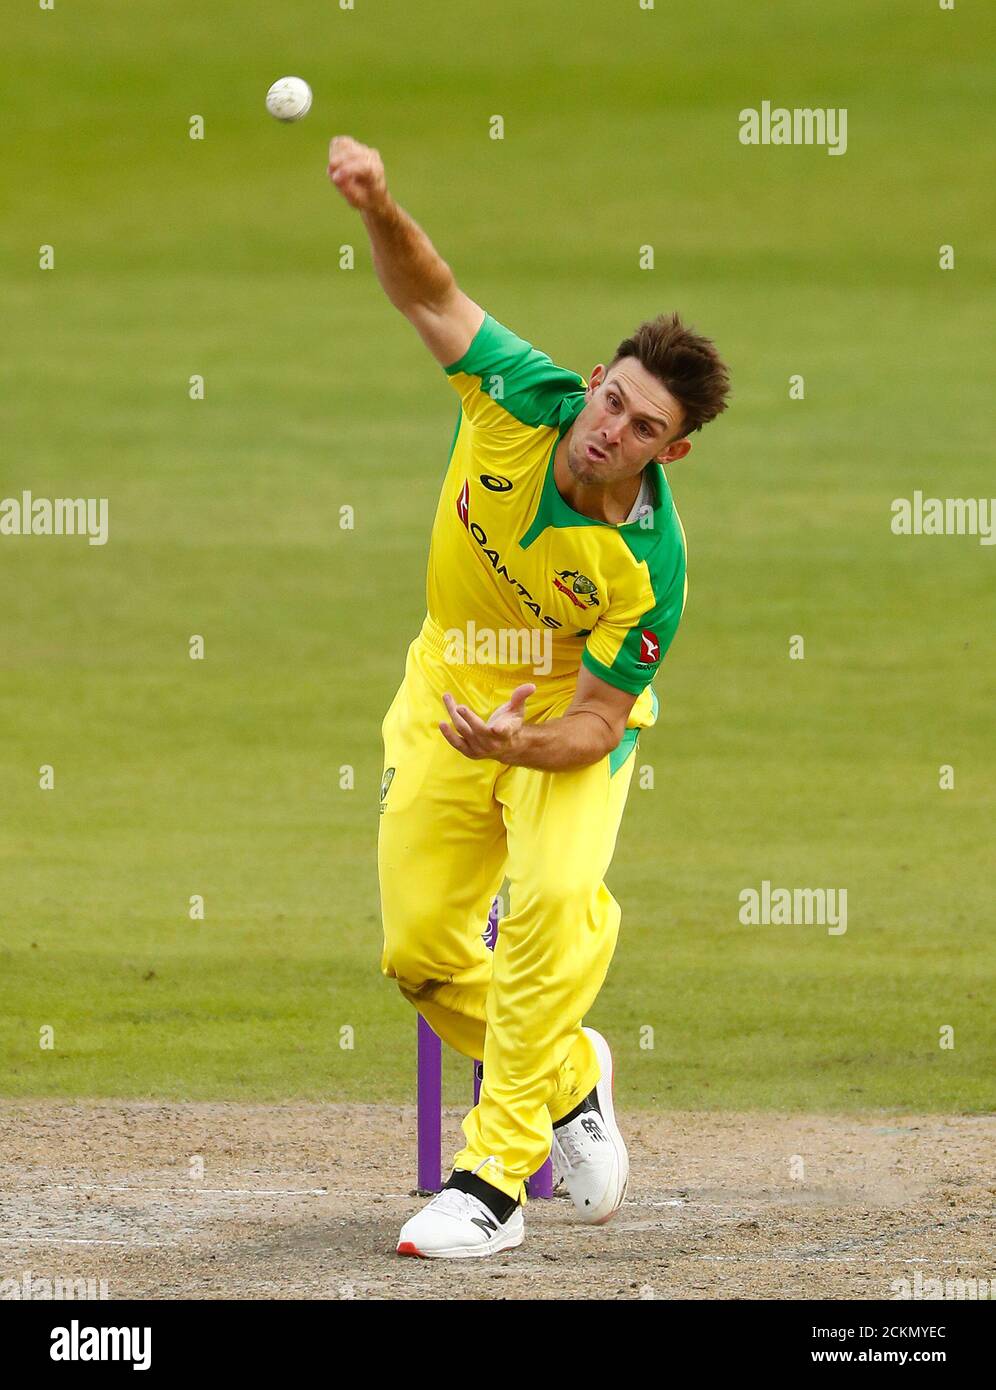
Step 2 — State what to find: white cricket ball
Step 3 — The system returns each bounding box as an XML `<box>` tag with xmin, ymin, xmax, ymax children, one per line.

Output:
<box><xmin>265</xmin><ymin>76</ymin><xmax>313</xmax><ymax>123</ymax></box>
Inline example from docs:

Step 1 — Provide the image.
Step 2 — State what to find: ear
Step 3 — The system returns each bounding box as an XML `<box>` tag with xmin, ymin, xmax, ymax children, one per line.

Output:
<box><xmin>658</xmin><ymin>438</ymin><xmax>692</xmax><ymax>464</ymax></box>
<box><xmin>585</xmin><ymin>364</ymin><xmax>606</xmax><ymax>397</ymax></box>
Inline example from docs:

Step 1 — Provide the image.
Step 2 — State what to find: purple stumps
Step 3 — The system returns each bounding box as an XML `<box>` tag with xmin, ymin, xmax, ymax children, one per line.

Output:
<box><xmin>416</xmin><ymin>1014</ymin><xmax>443</xmax><ymax>1195</ymax></box>
<box><xmin>415</xmin><ymin>895</ymin><xmax>555</xmax><ymax>1199</ymax></box>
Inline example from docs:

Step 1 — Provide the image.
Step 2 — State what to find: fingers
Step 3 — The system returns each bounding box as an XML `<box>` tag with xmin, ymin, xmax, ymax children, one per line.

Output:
<box><xmin>441</xmin><ymin>693</ymin><xmax>496</xmax><ymax>760</ymax></box>
<box><xmin>458</xmin><ymin>702</ymin><xmax>490</xmax><ymax>736</ymax></box>
<box><xmin>329</xmin><ymin>153</ymin><xmax>367</xmax><ymax>184</ymax></box>
<box><xmin>328</xmin><ymin>134</ymin><xmax>361</xmax><ymax>165</ymax></box>
<box><xmin>327</xmin><ymin>136</ymin><xmax>352</xmax><ymax>179</ymax></box>
<box><xmin>438</xmin><ymin>720</ymin><xmax>471</xmax><ymax>756</ymax></box>
<box><xmin>328</xmin><ymin>138</ymin><xmax>379</xmax><ymax>173</ymax></box>
<box><xmin>442</xmin><ymin>692</ymin><xmax>479</xmax><ymax>742</ymax></box>
<box><xmin>507</xmin><ymin>683</ymin><xmax>536</xmax><ymax>715</ymax></box>
<box><xmin>328</xmin><ymin>154</ymin><xmax>366</xmax><ymax>188</ymax></box>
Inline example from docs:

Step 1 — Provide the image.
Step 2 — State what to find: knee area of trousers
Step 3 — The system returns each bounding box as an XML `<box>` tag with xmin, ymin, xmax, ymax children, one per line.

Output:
<box><xmin>514</xmin><ymin>879</ymin><xmax>597</xmax><ymax>925</ymax></box>
<box><xmin>380</xmin><ymin>901</ymin><xmax>438</xmax><ymax>976</ymax></box>
<box><xmin>381</xmin><ymin>940</ymin><xmax>432</xmax><ymax>989</ymax></box>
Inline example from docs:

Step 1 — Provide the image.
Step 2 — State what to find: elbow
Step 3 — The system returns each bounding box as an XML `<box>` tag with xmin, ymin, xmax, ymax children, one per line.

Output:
<box><xmin>602</xmin><ymin>714</ymin><xmax>629</xmax><ymax>761</ymax></box>
<box><xmin>561</xmin><ymin>708</ymin><xmax>629</xmax><ymax>770</ymax></box>
<box><xmin>410</xmin><ymin>271</ymin><xmax>458</xmax><ymax>318</ymax></box>
<box><xmin>586</xmin><ymin>721</ymin><xmax>625</xmax><ymax>769</ymax></box>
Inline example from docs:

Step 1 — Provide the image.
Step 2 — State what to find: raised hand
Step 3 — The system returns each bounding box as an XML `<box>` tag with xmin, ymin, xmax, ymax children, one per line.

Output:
<box><xmin>327</xmin><ymin>135</ymin><xmax>388</xmax><ymax>212</ymax></box>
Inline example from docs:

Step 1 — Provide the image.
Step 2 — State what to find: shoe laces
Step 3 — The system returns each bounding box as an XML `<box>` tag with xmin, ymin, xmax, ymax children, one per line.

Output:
<box><xmin>431</xmin><ymin>1188</ymin><xmax>483</xmax><ymax>1218</ymax></box>
<box><xmin>555</xmin><ymin>1111</ymin><xmax>608</xmax><ymax>1170</ymax></box>
<box><xmin>556</xmin><ymin>1127</ymin><xmax>588</xmax><ymax>1167</ymax></box>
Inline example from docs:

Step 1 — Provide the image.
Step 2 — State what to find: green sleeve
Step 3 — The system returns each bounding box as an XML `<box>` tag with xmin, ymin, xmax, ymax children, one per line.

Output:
<box><xmin>444</xmin><ymin>314</ymin><xmax>584</xmax><ymax>428</ymax></box>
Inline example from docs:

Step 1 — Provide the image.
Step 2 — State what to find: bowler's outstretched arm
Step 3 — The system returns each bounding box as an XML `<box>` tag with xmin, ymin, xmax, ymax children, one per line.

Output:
<box><xmin>328</xmin><ymin>135</ymin><xmax>484</xmax><ymax>366</ymax></box>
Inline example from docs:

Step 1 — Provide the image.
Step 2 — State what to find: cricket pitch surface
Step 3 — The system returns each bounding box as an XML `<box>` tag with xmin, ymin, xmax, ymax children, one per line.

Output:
<box><xmin>1</xmin><ymin>1103</ymin><xmax>992</xmax><ymax>1300</ymax></box>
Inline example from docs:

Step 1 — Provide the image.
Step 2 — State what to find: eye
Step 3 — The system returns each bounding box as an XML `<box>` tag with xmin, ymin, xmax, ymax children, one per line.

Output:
<box><xmin>637</xmin><ymin>421</ymin><xmax>652</xmax><ymax>438</ymax></box>
<box><xmin>607</xmin><ymin>392</ymin><xmax>620</xmax><ymax>408</ymax></box>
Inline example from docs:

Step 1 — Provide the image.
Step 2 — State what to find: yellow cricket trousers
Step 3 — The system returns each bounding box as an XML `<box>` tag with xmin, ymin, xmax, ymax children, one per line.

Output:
<box><xmin>378</xmin><ymin>618</ymin><xmax>637</xmax><ymax>1205</ymax></box>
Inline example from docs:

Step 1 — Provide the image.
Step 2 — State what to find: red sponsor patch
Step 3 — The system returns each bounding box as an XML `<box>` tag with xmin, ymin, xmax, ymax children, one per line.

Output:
<box><xmin>456</xmin><ymin>479</ymin><xmax>469</xmax><ymax>528</ymax></box>
<box><xmin>639</xmin><ymin>629</ymin><xmax>660</xmax><ymax>664</ymax></box>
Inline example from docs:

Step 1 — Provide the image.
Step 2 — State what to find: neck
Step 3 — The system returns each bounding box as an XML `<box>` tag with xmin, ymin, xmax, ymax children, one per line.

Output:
<box><xmin>553</xmin><ymin>435</ymin><xmax>644</xmax><ymax>524</ymax></box>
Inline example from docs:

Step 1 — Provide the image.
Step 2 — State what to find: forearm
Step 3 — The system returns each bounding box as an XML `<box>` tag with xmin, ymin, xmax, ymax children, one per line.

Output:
<box><xmin>360</xmin><ymin>194</ymin><xmax>455</xmax><ymax>314</ymax></box>
<box><xmin>505</xmin><ymin>711</ymin><xmax>619</xmax><ymax>772</ymax></box>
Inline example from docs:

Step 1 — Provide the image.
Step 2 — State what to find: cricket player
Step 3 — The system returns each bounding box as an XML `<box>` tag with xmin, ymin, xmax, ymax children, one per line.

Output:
<box><xmin>328</xmin><ymin>136</ymin><xmax>730</xmax><ymax>1259</ymax></box>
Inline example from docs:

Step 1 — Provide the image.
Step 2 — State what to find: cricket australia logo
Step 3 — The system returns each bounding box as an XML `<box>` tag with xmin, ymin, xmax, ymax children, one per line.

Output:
<box><xmin>380</xmin><ymin>767</ymin><xmax>395</xmax><ymax>813</ymax></box>
<box><xmin>553</xmin><ymin>569</ymin><xmax>600</xmax><ymax>610</ymax></box>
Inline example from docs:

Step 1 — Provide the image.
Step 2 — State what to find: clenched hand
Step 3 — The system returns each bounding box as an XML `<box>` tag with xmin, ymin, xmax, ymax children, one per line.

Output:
<box><xmin>327</xmin><ymin>136</ymin><xmax>388</xmax><ymax>212</ymax></box>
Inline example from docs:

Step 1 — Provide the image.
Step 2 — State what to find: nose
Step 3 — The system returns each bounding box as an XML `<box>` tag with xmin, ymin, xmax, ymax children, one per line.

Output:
<box><xmin>601</xmin><ymin>421</ymin><xmax>624</xmax><ymax>448</ymax></box>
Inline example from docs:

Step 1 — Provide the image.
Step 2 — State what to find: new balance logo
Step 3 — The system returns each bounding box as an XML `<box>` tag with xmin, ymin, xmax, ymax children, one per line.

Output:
<box><xmin>581</xmin><ymin>1116</ymin><xmax>607</xmax><ymax>1143</ymax></box>
<box><xmin>470</xmin><ymin>1215</ymin><xmax>499</xmax><ymax>1236</ymax></box>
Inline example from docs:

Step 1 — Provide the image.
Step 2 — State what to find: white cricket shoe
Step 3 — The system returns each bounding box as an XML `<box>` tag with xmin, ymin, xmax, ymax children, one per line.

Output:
<box><xmin>550</xmin><ymin>1027</ymin><xmax>629</xmax><ymax>1224</ymax></box>
<box><xmin>397</xmin><ymin>1188</ymin><xmax>524</xmax><ymax>1259</ymax></box>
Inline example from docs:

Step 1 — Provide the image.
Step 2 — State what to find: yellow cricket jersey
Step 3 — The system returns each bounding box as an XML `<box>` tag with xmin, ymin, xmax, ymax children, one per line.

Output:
<box><xmin>423</xmin><ymin>313</ymin><xmax>688</xmax><ymax>731</ymax></box>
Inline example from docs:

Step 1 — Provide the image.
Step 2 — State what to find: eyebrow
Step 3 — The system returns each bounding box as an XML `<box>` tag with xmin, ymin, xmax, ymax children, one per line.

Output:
<box><xmin>609</xmin><ymin>381</ymin><xmax>671</xmax><ymax>430</ymax></box>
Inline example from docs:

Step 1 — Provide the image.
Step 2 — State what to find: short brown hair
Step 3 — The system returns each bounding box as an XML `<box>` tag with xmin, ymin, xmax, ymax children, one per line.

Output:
<box><xmin>612</xmin><ymin>313</ymin><xmax>730</xmax><ymax>437</ymax></box>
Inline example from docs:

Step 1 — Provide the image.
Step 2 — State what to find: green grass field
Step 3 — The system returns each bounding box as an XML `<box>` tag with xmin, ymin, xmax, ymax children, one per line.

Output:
<box><xmin>2</xmin><ymin>0</ymin><xmax>992</xmax><ymax>1111</ymax></box>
